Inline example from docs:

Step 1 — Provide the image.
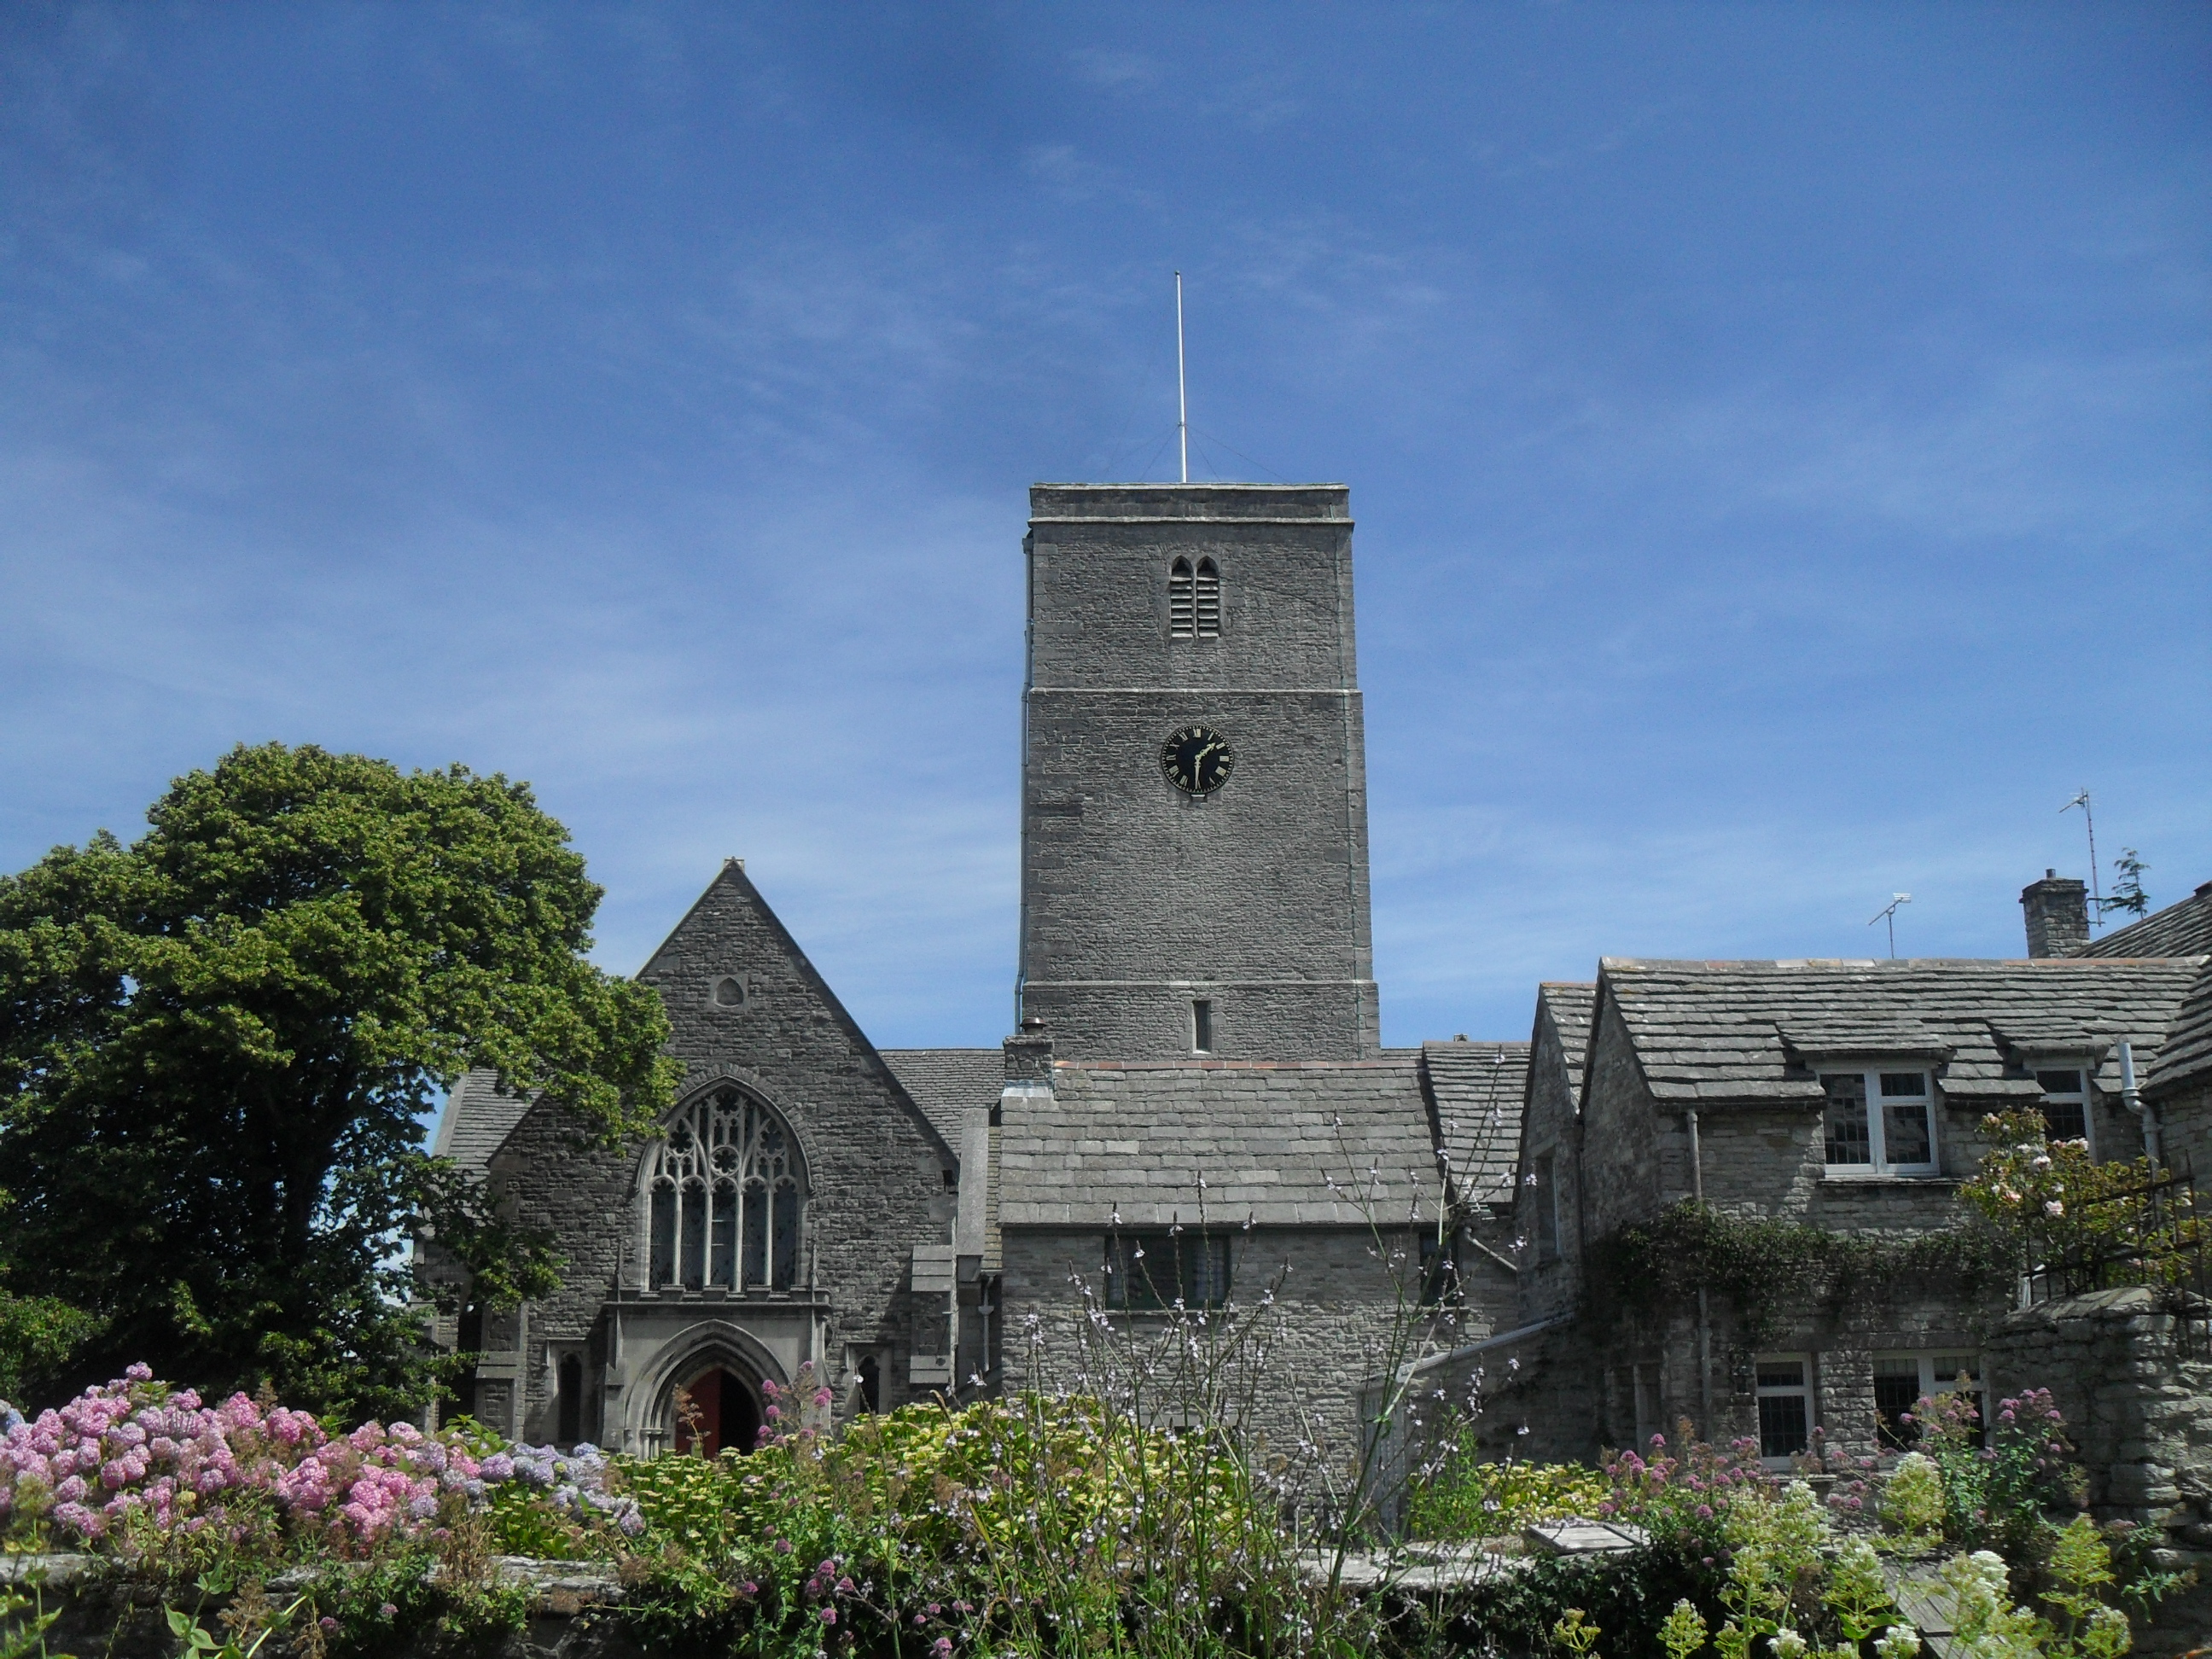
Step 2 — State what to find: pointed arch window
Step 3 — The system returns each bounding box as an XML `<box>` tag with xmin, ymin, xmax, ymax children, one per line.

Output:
<box><xmin>643</xmin><ymin>1090</ymin><xmax>806</xmax><ymax>1290</ymax></box>
<box><xmin>1193</xmin><ymin>558</ymin><xmax>1220</xmax><ymax>637</ymax></box>
<box><xmin>1168</xmin><ymin>557</ymin><xmax>1195</xmax><ymax>637</ymax></box>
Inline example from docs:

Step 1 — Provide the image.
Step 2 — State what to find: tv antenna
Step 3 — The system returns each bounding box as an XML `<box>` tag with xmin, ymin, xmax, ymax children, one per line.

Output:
<box><xmin>1174</xmin><ymin>270</ymin><xmax>1189</xmax><ymax>484</ymax></box>
<box><xmin>1867</xmin><ymin>893</ymin><xmax>1912</xmax><ymax>959</ymax></box>
<box><xmin>2061</xmin><ymin>789</ymin><xmax>2103</xmax><ymax>927</ymax></box>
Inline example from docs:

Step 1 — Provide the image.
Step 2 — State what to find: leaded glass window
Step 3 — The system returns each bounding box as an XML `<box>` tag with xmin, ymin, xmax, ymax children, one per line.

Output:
<box><xmin>1820</xmin><ymin>1068</ymin><xmax>1937</xmax><ymax>1174</ymax></box>
<box><xmin>642</xmin><ymin>1091</ymin><xmax>806</xmax><ymax>1290</ymax></box>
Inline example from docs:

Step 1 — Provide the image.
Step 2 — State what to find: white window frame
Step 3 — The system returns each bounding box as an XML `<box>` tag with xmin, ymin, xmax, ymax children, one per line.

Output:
<box><xmin>1754</xmin><ymin>1352</ymin><xmax>1815</xmax><ymax>1467</ymax></box>
<box><xmin>2033</xmin><ymin>1063</ymin><xmax>2093</xmax><ymax>1154</ymax></box>
<box><xmin>1820</xmin><ymin>1066</ymin><xmax>1939</xmax><ymax>1176</ymax></box>
<box><xmin>1872</xmin><ymin>1350</ymin><xmax>1984</xmax><ymax>1449</ymax></box>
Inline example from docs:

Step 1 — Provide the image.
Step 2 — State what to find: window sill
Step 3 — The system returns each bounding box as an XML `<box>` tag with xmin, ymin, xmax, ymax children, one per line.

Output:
<box><xmin>1819</xmin><ymin>1173</ymin><xmax>1959</xmax><ymax>1187</ymax></box>
<box><xmin>612</xmin><ymin>1286</ymin><xmax>830</xmax><ymax>1307</ymax></box>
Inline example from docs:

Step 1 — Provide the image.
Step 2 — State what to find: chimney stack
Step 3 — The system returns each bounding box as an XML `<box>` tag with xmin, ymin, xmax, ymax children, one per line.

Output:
<box><xmin>2022</xmin><ymin>870</ymin><xmax>2089</xmax><ymax>958</ymax></box>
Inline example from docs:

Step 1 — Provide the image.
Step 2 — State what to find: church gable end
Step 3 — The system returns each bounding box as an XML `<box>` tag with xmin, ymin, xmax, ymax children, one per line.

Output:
<box><xmin>457</xmin><ymin>859</ymin><xmax>960</xmax><ymax>1451</ymax></box>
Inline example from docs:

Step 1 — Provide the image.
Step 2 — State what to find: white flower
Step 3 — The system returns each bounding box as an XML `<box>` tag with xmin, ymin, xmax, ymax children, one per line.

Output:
<box><xmin>1770</xmin><ymin>1629</ymin><xmax>1808</xmax><ymax>1659</ymax></box>
<box><xmin>2045</xmin><ymin>1200</ymin><xmax>2064</xmax><ymax>1218</ymax></box>
<box><xmin>1873</xmin><ymin>1625</ymin><xmax>1919</xmax><ymax>1659</ymax></box>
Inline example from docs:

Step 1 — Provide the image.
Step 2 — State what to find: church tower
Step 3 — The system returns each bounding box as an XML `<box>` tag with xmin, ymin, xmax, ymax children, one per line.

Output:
<box><xmin>1017</xmin><ymin>483</ymin><xmax>1379</xmax><ymax>1060</ymax></box>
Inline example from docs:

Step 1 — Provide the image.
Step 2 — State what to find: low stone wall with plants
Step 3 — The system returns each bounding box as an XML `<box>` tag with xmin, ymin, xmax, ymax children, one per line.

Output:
<box><xmin>5</xmin><ymin>1361</ymin><xmax>2203</xmax><ymax>1657</ymax></box>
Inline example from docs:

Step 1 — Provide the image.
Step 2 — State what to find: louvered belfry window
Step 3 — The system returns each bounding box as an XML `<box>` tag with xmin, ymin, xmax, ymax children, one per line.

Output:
<box><xmin>1168</xmin><ymin>557</ymin><xmax>1196</xmax><ymax>637</ymax></box>
<box><xmin>1193</xmin><ymin>558</ymin><xmax>1220</xmax><ymax>637</ymax></box>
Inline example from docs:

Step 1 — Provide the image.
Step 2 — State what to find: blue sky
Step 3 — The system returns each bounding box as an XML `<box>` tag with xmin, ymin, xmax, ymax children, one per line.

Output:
<box><xmin>4</xmin><ymin>3</ymin><xmax>2207</xmax><ymax>1051</ymax></box>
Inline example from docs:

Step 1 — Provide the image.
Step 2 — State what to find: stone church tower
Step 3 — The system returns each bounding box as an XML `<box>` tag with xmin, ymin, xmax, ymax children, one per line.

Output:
<box><xmin>1016</xmin><ymin>483</ymin><xmax>1379</xmax><ymax>1059</ymax></box>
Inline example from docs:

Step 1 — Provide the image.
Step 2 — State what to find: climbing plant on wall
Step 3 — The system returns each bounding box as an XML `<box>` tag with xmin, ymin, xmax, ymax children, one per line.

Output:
<box><xmin>1585</xmin><ymin>1201</ymin><xmax>2013</xmax><ymax>1352</ymax></box>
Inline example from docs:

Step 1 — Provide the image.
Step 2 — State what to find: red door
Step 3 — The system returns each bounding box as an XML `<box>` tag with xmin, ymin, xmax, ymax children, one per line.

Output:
<box><xmin>672</xmin><ymin>1367</ymin><xmax>760</xmax><ymax>1456</ymax></box>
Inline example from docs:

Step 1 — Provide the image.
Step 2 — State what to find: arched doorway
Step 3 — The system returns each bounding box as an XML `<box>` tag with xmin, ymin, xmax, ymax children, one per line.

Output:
<box><xmin>671</xmin><ymin>1365</ymin><xmax>762</xmax><ymax>1457</ymax></box>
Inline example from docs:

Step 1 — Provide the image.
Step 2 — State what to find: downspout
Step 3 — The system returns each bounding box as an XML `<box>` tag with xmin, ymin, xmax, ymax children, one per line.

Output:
<box><xmin>2120</xmin><ymin>1040</ymin><xmax>2159</xmax><ymax>1167</ymax></box>
<box><xmin>1688</xmin><ymin>1108</ymin><xmax>1712</xmax><ymax>1437</ymax></box>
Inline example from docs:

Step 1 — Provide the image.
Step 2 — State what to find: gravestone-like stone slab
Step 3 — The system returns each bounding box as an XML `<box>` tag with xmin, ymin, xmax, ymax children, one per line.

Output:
<box><xmin>1522</xmin><ymin>1518</ymin><xmax>1651</xmax><ymax>1556</ymax></box>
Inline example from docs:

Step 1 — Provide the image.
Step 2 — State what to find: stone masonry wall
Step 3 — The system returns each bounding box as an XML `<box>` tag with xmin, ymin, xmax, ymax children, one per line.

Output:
<box><xmin>1575</xmin><ymin>998</ymin><xmax>1662</xmax><ymax>1243</ymax></box>
<box><xmin>1513</xmin><ymin>999</ymin><xmax>1585</xmax><ymax>1325</ymax></box>
<box><xmin>1987</xmin><ymin>1288</ymin><xmax>2212</xmax><ymax>1545</ymax></box>
<box><xmin>998</xmin><ymin>1225</ymin><xmax>1454</xmax><ymax>1485</ymax></box>
<box><xmin>1020</xmin><ymin>485</ymin><xmax>1377</xmax><ymax>1062</ymax></box>
<box><xmin>484</xmin><ymin>863</ymin><xmax>958</xmax><ymax>1446</ymax></box>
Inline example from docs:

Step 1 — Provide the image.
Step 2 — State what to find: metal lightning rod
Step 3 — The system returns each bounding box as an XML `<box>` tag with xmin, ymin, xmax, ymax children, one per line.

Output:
<box><xmin>1175</xmin><ymin>271</ymin><xmax>1188</xmax><ymax>484</ymax></box>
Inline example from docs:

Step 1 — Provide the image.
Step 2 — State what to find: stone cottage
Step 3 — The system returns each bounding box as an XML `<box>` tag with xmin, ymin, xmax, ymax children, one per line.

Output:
<box><xmin>1475</xmin><ymin>870</ymin><xmax>2211</xmax><ymax>1473</ymax></box>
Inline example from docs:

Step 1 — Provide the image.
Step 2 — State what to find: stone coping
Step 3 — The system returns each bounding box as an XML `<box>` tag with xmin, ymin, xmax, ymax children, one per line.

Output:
<box><xmin>0</xmin><ymin>1553</ymin><xmax>626</xmax><ymax>1608</ymax></box>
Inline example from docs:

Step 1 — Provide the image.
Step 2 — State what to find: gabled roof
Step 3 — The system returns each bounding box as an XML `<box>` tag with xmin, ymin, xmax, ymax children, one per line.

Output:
<box><xmin>998</xmin><ymin>1056</ymin><xmax>1442</xmax><ymax>1229</ymax></box>
<box><xmin>1598</xmin><ymin>957</ymin><xmax>2207</xmax><ymax>1109</ymax></box>
<box><xmin>431</xmin><ymin>1070</ymin><xmax>536</xmax><ymax>1177</ymax></box>
<box><xmin>2075</xmin><ymin>880</ymin><xmax>2212</xmax><ymax>961</ymax></box>
<box><xmin>1537</xmin><ymin>981</ymin><xmax>1598</xmax><ymax>1099</ymax></box>
<box><xmin>1421</xmin><ymin>1039</ymin><xmax>1530</xmax><ymax>1207</ymax></box>
<box><xmin>879</xmin><ymin>1048</ymin><xmax>1001</xmax><ymax>1147</ymax></box>
<box><xmin>2146</xmin><ymin>963</ymin><xmax>2212</xmax><ymax>1100</ymax></box>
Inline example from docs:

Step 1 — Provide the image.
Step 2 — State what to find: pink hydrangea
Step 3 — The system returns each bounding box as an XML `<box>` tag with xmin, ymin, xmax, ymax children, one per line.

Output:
<box><xmin>3</xmin><ymin>1369</ymin><xmax>635</xmax><ymax>1553</ymax></box>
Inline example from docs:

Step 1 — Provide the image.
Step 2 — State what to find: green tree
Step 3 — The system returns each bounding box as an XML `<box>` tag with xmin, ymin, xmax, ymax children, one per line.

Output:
<box><xmin>2100</xmin><ymin>848</ymin><xmax>2149</xmax><ymax>920</ymax></box>
<box><xmin>0</xmin><ymin>742</ymin><xmax>678</xmax><ymax>1417</ymax></box>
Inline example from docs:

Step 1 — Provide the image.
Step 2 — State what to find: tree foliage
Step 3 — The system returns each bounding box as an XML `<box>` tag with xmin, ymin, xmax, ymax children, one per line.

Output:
<box><xmin>2099</xmin><ymin>848</ymin><xmax>2149</xmax><ymax>920</ymax></box>
<box><xmin>0</xmin><ymin>742</ymin><xmax>678</xmax><ymax>1417</ymax></box>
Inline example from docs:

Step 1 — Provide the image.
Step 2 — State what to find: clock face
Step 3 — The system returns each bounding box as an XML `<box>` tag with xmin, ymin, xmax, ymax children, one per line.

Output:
<box><xmin>1161</xmin><ymin>725</ymin><xmax>1235</xmax><ymax>795</ymax></box>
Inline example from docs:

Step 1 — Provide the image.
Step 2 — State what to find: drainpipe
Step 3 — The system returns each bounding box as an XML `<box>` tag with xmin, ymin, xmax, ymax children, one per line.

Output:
<box><xmin>2119</xmin><ymin>1041</ymin><xmax>2160</xmax><ymax>1167</ymax></box>
<box><xmin>1688</xmin><ymin>1108</ymin><xmax>1713</xmax><ymax>1438</ymax></box>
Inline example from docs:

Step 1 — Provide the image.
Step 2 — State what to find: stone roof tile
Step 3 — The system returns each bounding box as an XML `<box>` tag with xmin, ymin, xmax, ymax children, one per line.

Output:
<box><xmin>1420</xmin><ymin>1039</ymin><xmax>1530</xmax><ymax>1205</ymax></box>
<box><xmin>431</xmin><ymin>1070</ymin><xmax>535</xmax><ymax>1176</ymax></box>
<box><xmin>998</xmin><ymin>1056</ymin><xmax>1443</xmax><ymax>1229</ymax></box>
<box><xmin>2075</xmin><ymin>880</ymin><xmax>2212</xmax><ymax>961</ymax></box>
<box><xmin>1599</xmin><ymin>958</ymin><xmax>2206</xmax><ymax>1106</ymax></box>
<box><xmin>1538</xmin><ymin>983</ymin><xmax>1598</xmax><ymax>1091</ymax></box>
<box><xmin>879</xmin><ymin>1048</ymin><xmax>1003</xmax><ymax>1147</ymax></box>
<box><xmin>2146</xmin><ymin>962</ymin><xmax>2212</xmax><ymax>1099</ymax></box>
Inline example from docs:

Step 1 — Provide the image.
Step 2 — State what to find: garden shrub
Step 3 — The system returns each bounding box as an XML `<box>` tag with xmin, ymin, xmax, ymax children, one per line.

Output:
<box><xmin>1904</xmin><ymin>1385</ymin><xmax>2081</xmax><ymax>1559</ymax></box>
<box><xmin>1405</xmin><ymin>1436</ymin><xmax>1610</xmax><ymax>1540</ymax></box>
<box><xmin>1878</xmin><ymin>1452</ymin><xmax>1944</xmax><ymax>1552</ymax></box>
<box><xmin>610</xmin><ymin>1375</ymin><xmax>1309</xmax><ymax>1657</ymax></box>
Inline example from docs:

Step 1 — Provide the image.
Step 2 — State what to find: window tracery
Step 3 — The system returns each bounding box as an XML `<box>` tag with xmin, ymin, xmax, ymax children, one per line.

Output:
<box><xmin>644</xmin><ymin>1090</ymin><xmax>805</xmax><ymax>1290</ymax></box>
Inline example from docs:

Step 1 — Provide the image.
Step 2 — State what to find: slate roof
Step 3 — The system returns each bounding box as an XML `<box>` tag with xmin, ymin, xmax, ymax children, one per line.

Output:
<box><xmin>431</xmin><ymin>1070</ymin><xmax>536</xmax><ymax>1176</ymax></box>
<box><xmin>879</xmin><ymin>1048</ymin><xmax>1002</xmax><ymax>1147</ymax></box>
<box><xmin>1421</xmin><ymin>1040</ymin><xmax>1530</xmax><ymax>1207</ymax></box>
<box><xmin>998</xmin><ymin>1056</ymin><xmax>1445</xmax><ymax>1229</ymax></box>
<box><xmin>2075</xmin><ymin>880</ymin><xmax>2212</xmax><ymax>961</ymax></box>
<box><xmin>1599</xmin><ymin>957</ymin><xmax>2207</xmax><ymax>1109</ymax></box>
<box><xmin>1538</xmin><ymin>982</ymin><xmax>1598</xmax><ymax>1099</ymax></box>
<box><xmin>2145</xmin><ymin>963</ymin><xmax>2212</xmax><ymax>1099</ymax></box>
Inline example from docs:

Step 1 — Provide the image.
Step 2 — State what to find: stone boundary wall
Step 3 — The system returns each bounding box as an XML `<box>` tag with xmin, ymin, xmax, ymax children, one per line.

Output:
<box><xmin>1</xmin><ymin>1555</ymin><xmax>639</xmax><ymax>1659</ymax></box>
<box><xmin>1985</xmin><ymin>1285</ymin><xmax>2212</xmax><ymax>1571</ymax></box>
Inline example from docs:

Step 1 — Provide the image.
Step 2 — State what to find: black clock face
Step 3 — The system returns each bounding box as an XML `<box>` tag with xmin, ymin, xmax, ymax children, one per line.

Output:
<box><xmin>1161</xmin><ymin>725</ymin><xmax>1234</xmax><ymax>795</ymax></box>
